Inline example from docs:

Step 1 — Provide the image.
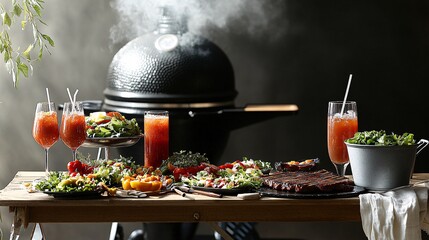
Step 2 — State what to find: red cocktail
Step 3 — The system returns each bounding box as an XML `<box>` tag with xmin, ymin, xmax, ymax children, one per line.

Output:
<box><xmin>33</xmin><ymin>102</ymin><xmax>59</xmax><ymax>174</ymax></box>
<box><xmin>327</xmin><ymin>101</ymin><xmax>358</xmax><ymax>176</ymax></box>
<box><xmin>327</xmin><ymin>117</ymin><xmax>358</xmax><ymax>164</ymax></box>
<box><xmin>144</xmin><ymin>111</ymin><xmax>169</xmax><ymax>168</ymax></box>
<box><xmin>33</xmin><ymin>111</ymin><xmax>59</xmax><ymax>149</ymax></box>
<box><xmin>60</xmin><ymin>102</ymin><xmax>86</xmax><ymax>161</ymax></box>
<box><xmin>60</xmin><ymin>114</ymin><xmax>86</xmax><ymax>150</ymax></box>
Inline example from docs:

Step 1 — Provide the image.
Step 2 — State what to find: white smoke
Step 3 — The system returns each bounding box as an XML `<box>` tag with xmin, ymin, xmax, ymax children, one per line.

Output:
<box><xmin>109</xmin><ymin>0</ymin><xmax>287</xmax><ymax>45</ymax></box>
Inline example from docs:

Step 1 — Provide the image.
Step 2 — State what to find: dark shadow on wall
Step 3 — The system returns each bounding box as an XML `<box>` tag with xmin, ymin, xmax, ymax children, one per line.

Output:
<box><xmin>220</xmin><ymin>0</ymin><xmax>429</xmax><ymax>175</ymax></box>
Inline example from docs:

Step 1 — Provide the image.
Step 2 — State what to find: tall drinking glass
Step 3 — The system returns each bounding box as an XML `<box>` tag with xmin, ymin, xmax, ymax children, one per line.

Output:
<box><xmin>327</xmin><ymin>101</ymin><xmax>358</xmax><ymax>176</ymax></box>
<box><xmin>144</xmin><ymin>110</ymin><xmax>169</xmax><ymax>169</ymax></box>
<box><xmin>60</xmin><ymin>101</ymin><xmax>86</xmax><ymax>161</ymax></box>
<box><xmin>32</xmin><ymin>102</ymin><xmax>59</xmax><ymax>175</ymax></box>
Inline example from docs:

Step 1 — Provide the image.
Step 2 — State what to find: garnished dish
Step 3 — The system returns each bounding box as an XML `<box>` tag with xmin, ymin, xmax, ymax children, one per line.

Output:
<box><xmin>85</xmin><ymin>112</ymin><xmax>141</xmax><ymax>138</ymax></box>
<box><xmin>159</xmin><ymin>150</ymin><xmax>211</xmax><ymax>181</ymax></box>
<box><xmin>274</xmin><ymin>158</ymin><xmax>319</xmax><ymax>172</ymax></box>
<box><xmin>82</xmin><ymin>111</ymin><xmax>143</xmax><ymax>148</ymax></box>
<box><xmin>34</xmin><ymin>156</ymin><xmax>171</xmax><ymax>198</ymax></box>
<box><xmin>259</xmin><ymin>158</ymin><xmax>365</xmax><ymax>198</ymax></box>
<box><xmin>345</xmin><ymin>130</ymin><xmax>415</xmax><ymax>146</ymax></box>
<box><xmin>180</xmin><ymin>157</ymin><xmax>271</xmax><ymax>195</ymax></box>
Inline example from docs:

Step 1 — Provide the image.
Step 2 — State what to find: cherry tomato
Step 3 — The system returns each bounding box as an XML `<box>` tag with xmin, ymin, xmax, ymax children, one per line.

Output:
<box><xmin>67</xmin><ymin>160</ymin><xmax>83</xmax><ymax>173</ymax></box>
<box><xmin>107</xmin><ymin>112</ymin><xmax>124</xmax><ymax>120</ymax></box>
<box><xmin>82</xmin><ymin>164</ymin><xmax>94</xmax><ymax>174</ymax></box>
<box><xmin>172</xmin><ymin>165</ymin><xmax>206</xmax><ymax>181</ymax></box>
<box><xmin>219</xmin><ymin>163</ymin><xmax>234</xmax><ymax>169</ymax></box>
<box><xmin>96</xmin><ymin>119</ymin><xmax>111</xmax><ymax>124</ymax></box>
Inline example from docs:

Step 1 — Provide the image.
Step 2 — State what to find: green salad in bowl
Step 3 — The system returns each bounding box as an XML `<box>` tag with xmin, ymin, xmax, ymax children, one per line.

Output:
<box><xmin>345</xmin><ymin>130</ymin><xmax>415</xmax><ymax>146</ymax></box>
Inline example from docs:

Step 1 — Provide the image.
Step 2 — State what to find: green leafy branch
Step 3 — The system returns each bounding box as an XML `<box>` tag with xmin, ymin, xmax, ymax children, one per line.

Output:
<box><xmin>0</xmin><ymin>0</ymin><xmax>54</xmax><ymax>88</ymax></box>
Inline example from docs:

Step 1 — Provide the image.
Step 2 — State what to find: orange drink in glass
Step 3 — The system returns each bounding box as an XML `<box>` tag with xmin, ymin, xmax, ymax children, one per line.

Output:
<box><xmin>60</xmin><ymin>102</ymin><xmax>86</xmax><ymax>161</ymax></box>
<box><xmin>327</xmin><ymin>101</ymin><xmax>358</xmax><ymax>176</ymax></box>
<box><xmin>144</xmin><ymin>111</ymin><xmax>169</xmax><ymax>168</ymax></box>
<box><xmin>33</xmin><ymin>102</ymin><xmax>59</xmax><ymax>175</ymax></box>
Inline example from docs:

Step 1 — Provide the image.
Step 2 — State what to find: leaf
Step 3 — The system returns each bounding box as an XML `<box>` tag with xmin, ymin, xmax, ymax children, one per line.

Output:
<box><xmin>33</xmin><ymin>4</ymin><xmax>42</xmax><ymax>17</ymax></box>
<box><xmin>38</xmin><ymin>18</ymin><xmax>47</xmax><ymax>26</ymax></box>
<box><xmin>18</xmin><ymin>62</ymin><xmax>29</xmax><ymax>77</ymax></box>
<box><xmin>38</xmin><ymin>46</ymin><xmax>43</xmax><ymax>60</ymax></box>
<box><xmin>21</xmin><ymin>20</ymin><xmax>27</xmax><ymax>30</ymax></box>
<box><xmin>42</xmin><ymin>34</ymin><xmax>54</xmax><ymax>47</ymax></box>
<box><xmin>3</xmin><ymin>50</ymin><xmax>10</xmax><ymax>62</ymax></box>
<box><xmin>23</xmin><ymin>44</ymin><xmax>33</xmax><ymax>60</ymax></box>
<box><xmin>13</xmin><ymin>4</ymin><xmax>22</xmax><ymax>17</ymax></box>
<box><xmin>1</xmin><ymin>12</ymin><xmax>12</xmax><ymax>27</ymax></box>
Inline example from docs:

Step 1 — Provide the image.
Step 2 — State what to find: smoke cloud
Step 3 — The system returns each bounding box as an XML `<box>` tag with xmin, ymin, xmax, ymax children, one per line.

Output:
<box><xmin>109</xmin><ymin>0</ymin><xmax>287</xmax><ymax>45</ymax></box>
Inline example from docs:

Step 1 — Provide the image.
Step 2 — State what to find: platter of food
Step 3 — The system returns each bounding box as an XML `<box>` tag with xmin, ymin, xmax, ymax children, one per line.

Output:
<box><xmin>82</xmin><ymin>111</ymin><xmax>143</xmax><ymax>148</ymax></box>
<box><xmin>274</xmin><ymin>158</ymin><xmax>319</xmax><ymax>172</ymax></box>
<box><xmin>259</xmin><ymin>168</ymin><xmax>366</xmax><ymax>198</ymax></box>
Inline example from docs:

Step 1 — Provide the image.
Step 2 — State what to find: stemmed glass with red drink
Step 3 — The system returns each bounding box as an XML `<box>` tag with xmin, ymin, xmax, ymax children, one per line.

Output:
<box><xmin>60</xmin><ymin>101</ymin><xmax>86</xmax><ymax>161</ymax></box>
<box><xmin>32</xmin><ymin>102</ymin><xmax>59</xmax><ymax>175</ymax></box>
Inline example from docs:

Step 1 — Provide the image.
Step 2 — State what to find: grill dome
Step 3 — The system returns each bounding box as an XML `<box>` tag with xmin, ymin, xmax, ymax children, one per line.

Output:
<box><xmin>104</xmin><ymin>31</ymin><xmax>237</xmax><ymax>105</ymax></box>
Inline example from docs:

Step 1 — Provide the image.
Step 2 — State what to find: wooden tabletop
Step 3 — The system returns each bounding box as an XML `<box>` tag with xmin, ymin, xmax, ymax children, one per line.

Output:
<box><xmin>1</xmin><ymin>171</ymin><xmax>428</xmax><ymax>227</ymax></box>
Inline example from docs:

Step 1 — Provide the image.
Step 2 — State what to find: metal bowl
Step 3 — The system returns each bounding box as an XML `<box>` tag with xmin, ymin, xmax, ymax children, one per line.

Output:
<box><xmin>346</xmin><ymin>139</ymin><xmax>428</xmax><ymax>191</ymax></box>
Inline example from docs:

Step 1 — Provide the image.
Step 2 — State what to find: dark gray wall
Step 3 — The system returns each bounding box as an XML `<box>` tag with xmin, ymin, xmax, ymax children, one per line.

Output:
<box><xmin>222</xmin><ymin>0</ymin><xmax>429</xmax><ymax>175</ymax></box>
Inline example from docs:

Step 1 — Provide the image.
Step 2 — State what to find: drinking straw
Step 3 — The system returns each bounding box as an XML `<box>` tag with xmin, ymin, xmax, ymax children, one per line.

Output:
<box><xmin>46</xmin><ymin>88</ymin><xmax>52</xmax><ymax>112</ymax></box>
<box><xmin>66</xmin><ymin>88</ymin><xmax>73</xmax><ymax>104</ymax></box>
<box><xmin>340</xmin><ymin>74</ymin><xmax>353</xmax><ymax>116</ymax></box>
<box><xmin>66</xmin><ymin>88</ymin><xmax>79</xmax><ymax>112</ymax></box>
<box><xmin>73</xmin><ymin>89</ymin><xmax>79</xmax><ymax>106</ymax></box>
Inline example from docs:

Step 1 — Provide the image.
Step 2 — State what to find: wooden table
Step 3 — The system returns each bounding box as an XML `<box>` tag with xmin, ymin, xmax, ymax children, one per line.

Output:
<box><xmin>1</xmin><ymin>171</ymin><xmax>427</xmax><ymax>239</ymax></box>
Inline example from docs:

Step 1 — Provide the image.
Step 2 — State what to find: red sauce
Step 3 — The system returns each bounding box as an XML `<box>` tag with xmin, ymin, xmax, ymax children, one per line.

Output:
<box><xmin>327</xmin><ymin>117</ymin><xmax>358</xmax><ymax>164</ymax></box>
<box><xmin>144</xmin><ymin>116</ymin><xmax>169</xmax><ymax>168</ymax></box>
<box><xmin>60</xmin><ymin>114</ymin><xmax>86</xmax><ymax>150</ymax></box>
<box><xmin>33</xmin><ymin>112</ymin><xmax>59</xmax><ymax>149</ymax></box>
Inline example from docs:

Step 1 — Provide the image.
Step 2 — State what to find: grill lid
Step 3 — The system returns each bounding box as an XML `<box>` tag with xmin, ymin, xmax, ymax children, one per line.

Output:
<box><xmin>104</xmin><ymin>6</ymin><xmax>237</xmax><ymax>109</ymax></box>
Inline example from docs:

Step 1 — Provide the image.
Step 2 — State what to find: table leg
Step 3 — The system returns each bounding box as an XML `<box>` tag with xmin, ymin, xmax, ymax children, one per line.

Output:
<box><xmin>207</xmin><ymin>222</ymin><xmax>234</xmax><ymax>240</ymax></box>
<box><xmin>30</xmin><ymin>223</ymin><xmax>46</xmax><ymax>240</ymax></box>
<box><xmin>9</xmin><ymin>207</ymin><xmax>28</xmax><ymax>240</ymax></box>
<box><xmin>109</xmin><ymin>222</ymin><xmax>119</xmax><ymax>240</ymax></box>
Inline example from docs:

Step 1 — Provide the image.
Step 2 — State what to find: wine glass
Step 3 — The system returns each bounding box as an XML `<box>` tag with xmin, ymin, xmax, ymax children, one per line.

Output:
<box><xmin>327</xmin><ymin>101</ymin><xmax>358</xmax><ymax>176</ymax></box>
<box><xmin>60</xmin><ymin>101</ymin><xmax>86</xmax><ymax>161</ymax></box>
<box><xmin>32</xmin><ymin>102</ymin><xmax>59</xmax><ymax>175</ymax></box>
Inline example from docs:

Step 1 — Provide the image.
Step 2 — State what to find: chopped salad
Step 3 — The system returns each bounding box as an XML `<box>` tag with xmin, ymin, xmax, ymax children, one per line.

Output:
<box><xmin>85</xmin><ymin>112</ymin><xmax>141</xmax><ymax>138</ymax></box>
<box><xmin>181</xmin><ymin>158</ymin><xmax>270</xmax><ymax>190</ymax></box>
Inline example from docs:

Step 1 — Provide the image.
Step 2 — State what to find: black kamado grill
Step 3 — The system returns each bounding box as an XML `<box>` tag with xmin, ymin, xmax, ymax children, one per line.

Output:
<box><xmin>98</xmin><ymin>6</ymin><xmax>298</xmax><ymax>164</ymax></box>
<box><xmin>97</xmin><ymin>6</ymin><xmax>299</xmax><ymax>240</ymax></box>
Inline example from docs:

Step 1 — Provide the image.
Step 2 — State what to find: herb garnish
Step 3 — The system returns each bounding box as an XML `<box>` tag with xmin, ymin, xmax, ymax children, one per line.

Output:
<box><xmin>159</xmin><ymin>150</ymin><xmax>209</xmax><ymax>174</ymax></box>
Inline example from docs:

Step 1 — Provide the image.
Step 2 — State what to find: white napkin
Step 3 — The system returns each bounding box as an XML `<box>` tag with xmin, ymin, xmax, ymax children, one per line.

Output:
<box><xmin>360</xmin><ymin>186</ymin><xmax>429</xmax><ymax>240</ymax></box>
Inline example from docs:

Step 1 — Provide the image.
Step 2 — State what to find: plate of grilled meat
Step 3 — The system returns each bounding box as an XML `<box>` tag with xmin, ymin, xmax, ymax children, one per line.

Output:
<box><xmin>258</xmin><ymin>169</ymin><xmax>366</xmax><ymax>198</ymax></box>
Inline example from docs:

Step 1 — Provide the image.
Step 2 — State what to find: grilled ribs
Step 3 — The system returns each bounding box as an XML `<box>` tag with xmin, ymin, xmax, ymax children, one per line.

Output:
<box><xmin>261</xmin><ymin>169</ymin><xmax>354</xmax><ymax>193</ymax></box>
